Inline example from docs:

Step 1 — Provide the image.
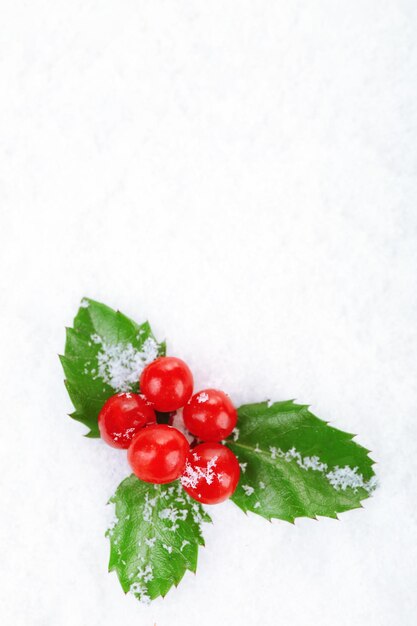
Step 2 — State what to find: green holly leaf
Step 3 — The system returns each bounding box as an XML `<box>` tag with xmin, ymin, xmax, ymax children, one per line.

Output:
<box><xmin>60</xmin><ymin>298</ymin><xmax>165</xmax><ymax>437</ymax></box>
<box><xmin>227</xmin><ymin>400</ymin><xmax>376</xmax><ymax>522</ymax></box>
<box><xmin>107</xmin><ymin>475</ymin><xmax>211</xmax><ymax>603</ymax></box>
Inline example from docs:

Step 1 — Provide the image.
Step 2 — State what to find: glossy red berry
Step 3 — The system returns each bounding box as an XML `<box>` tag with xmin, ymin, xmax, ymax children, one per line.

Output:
<box><xmin>183</xmin><ymin>389</ymin><xmax>237</xmax><ymax>441</ymax></box>
<box><xmin>140</xmin><ymin>356</ymin><xmax>193</xmax><ymax>412</ymax></box>
<box><xmin>98</xmin><ymin>392</ymin><xmax>156</xmax><ymax>449</ymax></box>
<box><xmin>181</xmin><ymin>442</ymin><xmax>240</xmax><ymax>504</ymax></box>
<box><xmin>128</xmin><ymin>424</ymin><xmax>189</xmax><ymax>484</ymax></box>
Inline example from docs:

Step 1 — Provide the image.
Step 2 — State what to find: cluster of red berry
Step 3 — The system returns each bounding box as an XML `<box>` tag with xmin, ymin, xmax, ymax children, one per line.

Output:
<box><xmin>98</xmin><ymin>356</ymin><xmax>240</xmax><ymax>504</ymax></box>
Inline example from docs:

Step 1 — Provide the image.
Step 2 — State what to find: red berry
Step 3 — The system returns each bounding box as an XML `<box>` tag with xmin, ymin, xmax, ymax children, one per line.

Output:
<box><xmin>98</xmin><ymin>393</ymin><xmax>156</xmax><ymax>449</ymax></box>
<box><xmin>140</xmin><ymin>356</ymin><xmax>193</xmax><ymax>412</ymax></box>
<box><xmin>128</xmin><ymin>424</ymin><xmax>189</xmax><ymax>484</ymax></box>
<box><xmin>181</xmin><ymin>442</ymin><xmax>240</xmax><ymax>504</ymax></box>
<box><xmin>183</xmin><ymin>389</ymin><xmax>237</xmax><ymax>441</ymax></box>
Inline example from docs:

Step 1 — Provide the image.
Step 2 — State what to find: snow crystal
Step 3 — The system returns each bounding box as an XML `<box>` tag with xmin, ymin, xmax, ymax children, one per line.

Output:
<box><xmin>239</xmin><ymin>462</ymin><xmax>247</xmax><ymax>473</ymax></box>
<box><xmin>280</xmin><ymin>447</ymin><xmax>328</xmax><ymax>473</ymax></box>
<box><xmin>232</xmin><ymin>427</ymin><xmax>240</xmax><ymax>441</ymax></box>
<box><xmin>181</xmin><ymin>456</ymin><xmax>219</xmax><ymax>489</ymax></box>
<box><xmin>180</xmin><ymin>540</ymin><xmax>190</xmax><ymax>551</ymax></box>
<box><xmin>129</xmin><ymin>582</ymin><xmax>150</xmax><ymax>604</ymax></box>
<box><xmin>268</xmin><ymin>445</ymin><xmax>377</xmax><ymax>494</ymax></box>
<box><xmin>254</xmin><ymin>502</ymin><xmax>261</xmax><ymax>509</ymax></box>
<box><xmin>137</xmin><ymin>564</ymin><xmax>153</xmax><ymax>582</ymax></box>
<box><xmin>112</xmin><ymin>426</ymin><xmax>136</xmax><ymax>444</ymax></box>
<box><xmin>129</xmin><ymin>564</ymin><xmax>153</xmax><ymax>604</ymax></box>
<box><xmin>191</xmin><ymin>503</ymin><xmax>204</xmax><ymax>524</ymax></box>
<box><xmin>242</xmin><ymin>484</ymin><xmax>255</xmax><ymax>496</ymax></box>
<box><xmin>162</xmin><ymin>544</ymin><xmax>173</xmax><ymax>554</ymax></box>
<box><xmin>159</xmin><ymin>506</ymin><xmax>188</xmax><ymax>530</ymax></box>
<box><xmin>143</xmin><ymin>493</ymin><xmax>157</xmax><ymax>523</ymax></box>
<box><xmin>326</xmin><ymin>466</ymin><xmax>377</xmax><ymax>494</ymax></box>
<box><xmin>145</xmin><ymin>537</ymin><xmax>156</xmax><ymax>548</ymax></box>
<box><xmin>80</xmin><ymin>298</ymin><xmax>89</xmax><ymax>308</ymax></box>
<box><xmin>259</xmin><ymin>481</ymin><xmax>266</xmax><ymax>490</ymax></box>
<box><xmin>254</xmin><ymin>443</ymin><xmax>261</xmax><ymax>453</ymax></box>
<box><xmin>90</xmin><ymin>335</ymin><xmax>159</xmax><ymax>392</ymax></box>
<box><xmin>196</xmin><ymin>392</ymin><xmax>209</xmax><ymax>403</ymax></box>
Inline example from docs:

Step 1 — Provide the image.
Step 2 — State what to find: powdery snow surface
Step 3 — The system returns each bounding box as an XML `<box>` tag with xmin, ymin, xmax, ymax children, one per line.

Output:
<box><xmin>1</xmin><ymin>2</ymin><xmax>417</xmax><ymax>626</ymax></box>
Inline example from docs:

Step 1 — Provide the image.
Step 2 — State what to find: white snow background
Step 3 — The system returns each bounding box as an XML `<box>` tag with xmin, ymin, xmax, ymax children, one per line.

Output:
<box><xmin>1</xmin><ymin>1</ymin><xmax>416</xmax><ymax>625</ymax></box>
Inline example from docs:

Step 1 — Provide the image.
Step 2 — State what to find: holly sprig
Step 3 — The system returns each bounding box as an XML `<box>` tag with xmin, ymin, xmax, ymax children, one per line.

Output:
<box><xmin>61</xmin><ymin>298</ymin><xmax>376</xmax><ymax>604</ymax></box>
<box><xmin>227</xmin><ymin>401</ymin><xmax>376</xmax><ymax>522</ymax></box>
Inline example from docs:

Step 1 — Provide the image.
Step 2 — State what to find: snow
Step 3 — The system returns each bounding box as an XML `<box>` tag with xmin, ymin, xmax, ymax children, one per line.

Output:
<box><xmin>1</xmin><ymin>2</ymin><xmax>417</xmax><ymax>626</ymax></box>
<box><xmin>90</xmin><ymin>335</ymin><xmax>158</xmax><ymax>392</ymax></box>
<box><xmin>326</xmin><ymin>467</ymin><xmax>378</xmax><ymax>494</ymax></box>
<box><xmin>159</xmin><ymin>505</ymin><xmax>188</xmax><ymax>531</ymax></box>
<box><xmin>170</xmin><ymin>409</ymin><xmax>195</xmax><ymax>444</ymax></box>
<box><xmin>196</xmin><ymin>392</ymin><xmax>209</xmax><ymax>403</ymax></box>
<box><xmin>181</xmin><ymin>456</ymin><xmax>219</xmax><ymax>489</ymax></box>
<box><xmin>142</xmin><ymin>493</ymin><xmax>158</xmax><ymax>524</ymax></box>
<box><xmin>144</xmin><ymin>537</ymin><xmax>156</xmax><ymax>548</ymax></box>
<box><xmin>267</xmin><ymin>446</ymin><xmax>377</xmax><ymax>494</ymax></box>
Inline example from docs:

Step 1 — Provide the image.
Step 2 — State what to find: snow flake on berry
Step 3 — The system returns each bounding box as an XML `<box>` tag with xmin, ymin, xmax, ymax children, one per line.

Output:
<box><xmin>181</xmin><ymin>456</ymin><xmax>219</xmax><ymax>489</ymax></box>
